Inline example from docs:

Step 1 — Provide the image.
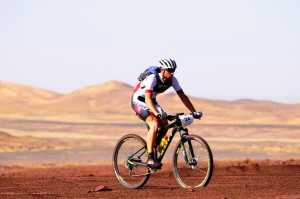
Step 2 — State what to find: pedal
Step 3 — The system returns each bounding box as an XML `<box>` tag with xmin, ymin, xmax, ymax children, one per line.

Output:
<box><xmin>148</xmin><ymin>163</ymin><xmax>162</xmax><ymax>172</ymax></box>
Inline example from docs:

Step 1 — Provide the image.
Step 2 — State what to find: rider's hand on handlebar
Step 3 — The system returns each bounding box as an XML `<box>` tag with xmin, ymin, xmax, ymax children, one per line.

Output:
<box><xmin>192</xmin><ymin>111</ymin><xmax>203</xmax><ymax>119</ymax></box>
<box><xmin>157</xmin><ymin>111</ymin><xmax>168</xmax><ymax>119</ymax></box>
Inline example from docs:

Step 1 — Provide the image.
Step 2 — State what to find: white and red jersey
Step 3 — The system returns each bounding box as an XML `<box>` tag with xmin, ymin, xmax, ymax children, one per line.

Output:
<box><xmin>133</xmin><ymin>73</ymin><xmax>182</xmax><ymax>99</ymax></box>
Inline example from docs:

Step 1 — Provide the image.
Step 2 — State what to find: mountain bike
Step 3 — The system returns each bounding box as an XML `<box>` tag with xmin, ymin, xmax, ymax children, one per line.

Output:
<box><xmin>112</xmin><ymin>112</ymin><xmax>213</xmax><ymax>189</ymax></box>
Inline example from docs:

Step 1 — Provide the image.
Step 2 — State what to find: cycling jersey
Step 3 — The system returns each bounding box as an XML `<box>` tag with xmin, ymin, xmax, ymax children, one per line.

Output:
<box><xmin>133</xmin><ymin>73</ymin><xmax>183</xmax><ymax>98</ymax></box>
<box><xmin>131</xmin><ymin>73</ymin><xmax>183</xmax><ymax>121</ymax></box>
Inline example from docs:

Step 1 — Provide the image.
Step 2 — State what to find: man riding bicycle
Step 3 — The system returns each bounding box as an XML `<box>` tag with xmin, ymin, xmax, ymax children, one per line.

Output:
<box><xmin>131</xmin><ymin>58</ymin><xmax>202</xmax><ymax>169</ymax></box>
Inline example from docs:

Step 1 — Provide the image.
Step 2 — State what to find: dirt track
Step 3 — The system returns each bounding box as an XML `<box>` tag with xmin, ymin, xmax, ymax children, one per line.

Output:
<box><xmin>0</xmin><ymin>163</ymin><xmax>300</xmax><ymax>199</ymax></box>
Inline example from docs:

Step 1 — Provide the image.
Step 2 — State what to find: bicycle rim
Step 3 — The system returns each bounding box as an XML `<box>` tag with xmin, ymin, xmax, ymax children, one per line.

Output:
<box><xmin>112</xmin><ymin>134</ymin><xmax>150</xmax><ymax>189</ymax></box>
<box><xmin>173</xmin><ymin>135</ymin><xmax>213</xmax><ymax>188</ymax></box>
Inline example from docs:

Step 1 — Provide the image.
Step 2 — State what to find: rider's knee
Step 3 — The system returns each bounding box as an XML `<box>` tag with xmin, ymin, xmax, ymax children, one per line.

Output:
<box><xmin>150</xmin><ymin>121</ymin><xmax>159</xmax><ymax>131</ymax></box>
<box><xmin>146</xmin><ymin>115</ymin><xmax>159</xmax><ymax>129</ymax></box>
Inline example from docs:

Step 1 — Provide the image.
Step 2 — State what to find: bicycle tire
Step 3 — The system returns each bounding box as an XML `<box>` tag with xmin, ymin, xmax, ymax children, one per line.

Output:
<box><xmin>173</xmin><ymin>134</ymin><xmax>213</xmax><ymax>188</ymax></box>
<box><xmin>112</xmin><ymin>134</ymin><xmax>151</xmax><ymax>189</ymax></box>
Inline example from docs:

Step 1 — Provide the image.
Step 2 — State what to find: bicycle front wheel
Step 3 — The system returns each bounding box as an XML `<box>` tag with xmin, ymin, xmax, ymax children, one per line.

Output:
<box><xmin>173</xmin><ymin>134</ymin><xmax>213</xmax><ymax>188</ymax></box>
<box><xmin>112</xmin><ymin>134</ymin><xmax>150</xmax><ymax>189</ymax></box>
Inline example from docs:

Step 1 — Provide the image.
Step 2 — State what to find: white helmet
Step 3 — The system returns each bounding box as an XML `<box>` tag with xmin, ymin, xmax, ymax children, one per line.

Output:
<box><xmin>158</xmin><ymin>58</ymin><xmax>177</xmax><ymax>70</ymax></box>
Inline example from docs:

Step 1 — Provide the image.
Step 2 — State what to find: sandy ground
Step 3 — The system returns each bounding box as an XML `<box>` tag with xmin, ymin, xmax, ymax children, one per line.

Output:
<box><xmin>0</xmin><ymin>161</ymin><xmax>300</xmax><ymax>199</ymax></box>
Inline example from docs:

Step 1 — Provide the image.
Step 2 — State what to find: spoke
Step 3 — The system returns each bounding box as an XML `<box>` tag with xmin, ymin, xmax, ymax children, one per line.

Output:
<box><xmin>113</xmin><ymin>135</ymin><xmax>151</xmax><ymax>189</ymax></box>
<box><xmin>194</xmin><ymin>168</ymin><xmax>207</xmax><ymax>174</ymax></box>
<box><xmin>174</xmin><ymin>136</ymin><xmax>213</xmax><ymax>188</ymax></box>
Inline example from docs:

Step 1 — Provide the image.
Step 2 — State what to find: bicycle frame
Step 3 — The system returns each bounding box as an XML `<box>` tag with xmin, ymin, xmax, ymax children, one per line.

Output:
<box><xmin>113</xmin><ymin>112</ymin><xmax>213</xmax><ymax>189</ymax></box>
<box><xmin>155</xmin><ymin>122</ymin><xmax>188</xmax><ymax>163</ymax></box>
<box><xmin>128</xmin><ymin>115</ymin><xmax>194</xmax><ymax>167</ymax></box>
<box><xmin>127</xmin><ymin>115</ymin><xmax>196</xmax><ymax>169</ymax></box>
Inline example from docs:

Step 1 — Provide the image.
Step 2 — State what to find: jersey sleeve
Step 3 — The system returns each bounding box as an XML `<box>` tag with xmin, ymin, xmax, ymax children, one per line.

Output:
<box><xmin>172</xmin><ymin>76</ymin><xmax>184</xmax><ymax>93</ymax></box>
<box><xmin>143</xmin><ymin>74</ymin><xmax>157</xmax><ymax>93</ymax></box>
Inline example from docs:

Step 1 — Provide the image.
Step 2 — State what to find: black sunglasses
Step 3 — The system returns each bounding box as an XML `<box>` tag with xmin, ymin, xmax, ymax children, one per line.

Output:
<box><xmin>166</xmin><ymin>68</ymin><xmax>176</xmax><ymax>73</ymax></box>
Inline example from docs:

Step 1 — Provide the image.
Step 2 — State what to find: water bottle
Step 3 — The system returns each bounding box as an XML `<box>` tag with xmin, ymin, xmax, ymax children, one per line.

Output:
<box><xmin>157</xmin><ymin>135</ymin><xmax>168</xmax><ymax>153</ymax></box>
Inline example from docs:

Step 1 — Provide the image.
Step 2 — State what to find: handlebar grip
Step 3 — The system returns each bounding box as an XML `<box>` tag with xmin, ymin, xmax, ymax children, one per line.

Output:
<box><xmin>192</xmin><ymin>111</ymin><xmax>203</xmax><ymax>119</ymax></box>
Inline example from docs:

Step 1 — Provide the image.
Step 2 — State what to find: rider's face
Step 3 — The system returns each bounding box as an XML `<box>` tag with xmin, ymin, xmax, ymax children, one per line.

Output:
<box><xmin>163</xmin><ymin>69</ymin><xmax>175</xmax><ymax>80</ymax></box>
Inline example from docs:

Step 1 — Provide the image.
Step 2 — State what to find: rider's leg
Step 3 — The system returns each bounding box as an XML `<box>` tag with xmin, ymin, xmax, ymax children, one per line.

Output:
<box><xmin>130</xmin><ymin>95</ymin><xmax>162</xmax><ymax>168</ymax></box>
<box><xmin>145</xmin><ymin>114</ymin><xmax>160</xmax><ymax>154</ymax></box>
<box><xmin>155</xmin><ymin>118</ymin><xmax>169</xmax><ymax>146</ymax></box>
<box><xmin>145</xmin><ymin>114</ymin><xmax>161</xmax><ymax>168</ymax></box>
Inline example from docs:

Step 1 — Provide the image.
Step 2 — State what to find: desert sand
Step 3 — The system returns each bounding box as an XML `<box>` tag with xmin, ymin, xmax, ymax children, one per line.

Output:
<box><xmin>0</xmin><ymin>160</ymin><xmax>300</xmax><ymax>199</ymax></box>
<box><xmin>1</xmin><ymin>81</ymin><xmax>300</xmax><ymax>198</ymax></box>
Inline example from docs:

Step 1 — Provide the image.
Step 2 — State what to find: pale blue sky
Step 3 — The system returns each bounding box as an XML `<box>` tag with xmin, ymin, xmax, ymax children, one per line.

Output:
<box><xmin>0</xmin><ymin>0</ymin><xmax>299</xmax><ymax>104</ymax></box>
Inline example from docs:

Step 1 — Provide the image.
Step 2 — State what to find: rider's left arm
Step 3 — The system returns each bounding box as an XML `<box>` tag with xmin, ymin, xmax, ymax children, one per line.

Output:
<box><xmin>177</xmin><ymin>92</ymin><xmax>197</xmax><ymax>113</ymax></box>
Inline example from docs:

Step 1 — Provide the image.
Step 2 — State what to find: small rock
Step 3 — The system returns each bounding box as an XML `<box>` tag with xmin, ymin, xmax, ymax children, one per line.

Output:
<box><xmin>187</xmin><ymin>188</ymin><xmax>195</xmax><ymax>192</ymax></box>
<box><xmin>94</xmin><ymin>185</ymin><xmax>112</xmax><ymax>192</ymax></box>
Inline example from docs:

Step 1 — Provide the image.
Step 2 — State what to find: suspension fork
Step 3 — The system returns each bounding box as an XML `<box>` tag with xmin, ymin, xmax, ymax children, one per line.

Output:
<box><xmin>179</xmin><ymin>128</ymin><xmax>195</xmax><ymax>163</ymax></box>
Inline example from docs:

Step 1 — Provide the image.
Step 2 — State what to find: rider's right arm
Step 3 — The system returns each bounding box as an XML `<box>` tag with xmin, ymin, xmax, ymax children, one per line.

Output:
<box><xmin>143</xmin><ymin>74</ymin><xmax>156</xmax><ymax>91</ymax></box>
<box><xmin>145</xmin><ymin>91</ymin><xmax>159</xmax><ymax>116</ymax></box>
<box><xmin>144</xmin><ymin>75</ymin><xmax>159</xmax><ymax>116</ymax></box>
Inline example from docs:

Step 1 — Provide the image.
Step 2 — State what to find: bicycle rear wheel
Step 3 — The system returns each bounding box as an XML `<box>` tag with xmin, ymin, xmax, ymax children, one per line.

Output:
<box><xmin>173</xmin><ymin>134</ymin><xmax>213</xmax><ymax>188</ymax></box>
<box><xmin>112</xmin><ymin>134</ymin><xmax>150</xmax><ymax>189</ymax></box>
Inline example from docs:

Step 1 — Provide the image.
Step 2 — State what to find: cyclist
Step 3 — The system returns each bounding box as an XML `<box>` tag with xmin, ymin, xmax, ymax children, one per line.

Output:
<box><xmin>131</xmin><ymin>58</ymin><xmax>202</xmax><ymax>169</ymax></box>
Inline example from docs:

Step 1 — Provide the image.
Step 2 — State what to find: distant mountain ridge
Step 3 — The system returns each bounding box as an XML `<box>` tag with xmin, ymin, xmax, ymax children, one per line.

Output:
<box><xmin>0</xmin><ymin>80</ymin><xmax>299</xmax><ymax>125</ymax></box>
<box><xmin>0</xmin><ymin>81</ymin><xmax>63</xmax><ymax>103</ymax></box>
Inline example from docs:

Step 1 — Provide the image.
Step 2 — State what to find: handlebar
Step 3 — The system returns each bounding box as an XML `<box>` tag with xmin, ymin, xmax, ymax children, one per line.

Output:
<box><xmin>166</xmin><ymin>112</ymin><xmax>203</xmax><ymax>121</ymax></box>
